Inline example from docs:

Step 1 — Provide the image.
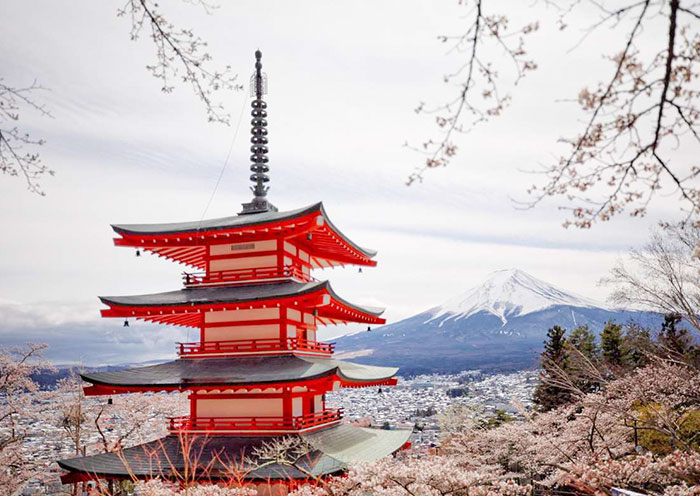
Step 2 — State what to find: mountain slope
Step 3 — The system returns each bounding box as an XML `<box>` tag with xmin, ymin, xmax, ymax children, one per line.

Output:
<box><xmin>429</xmin><ymin>269</ymin><xmax>603</xmax><ymax>325</ymax></box>
<box><xmin>335</xmin><ymin>269</ymin><xmax>661</xmax><ymax>374</ymax></box>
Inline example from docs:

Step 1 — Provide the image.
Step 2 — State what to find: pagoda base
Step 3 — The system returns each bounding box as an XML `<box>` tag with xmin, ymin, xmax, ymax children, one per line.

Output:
<box><xmin>240</xmin><ymin>198</ymin><xmax>278</xmax><ymax>215</ymax></box>
<box><xmin>57</xmin><ymin>424</ymin><xmax>411</xmax><ymax>485</ymax></box>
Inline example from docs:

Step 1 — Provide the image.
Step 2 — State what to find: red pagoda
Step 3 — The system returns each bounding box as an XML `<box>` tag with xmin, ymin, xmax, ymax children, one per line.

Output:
<box><xmin>58</xmin><ymin>51</ymin><xmax>410</xmax><ymax>489</ymax></box>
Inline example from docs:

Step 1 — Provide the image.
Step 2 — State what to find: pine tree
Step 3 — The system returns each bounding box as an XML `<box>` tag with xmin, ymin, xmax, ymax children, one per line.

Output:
<box><xmin>567</xmin><ymin>324</ymin><xmax>601</xmax><ymax>393</ymax></box>
<box><xmin>658</xmin><ymin>313</ymin><xmax>694</xmax><ymax>356</ymax></box>
<box><xmin>622</xmin><ymin>323</ymin><xmax>653</xmax><ymax>369</ymax></box>
<box><xmin>533</xmin><ymin>326</ymin><xmax>572</xmax><ymax>411</ymax></box>
<box><xmin>601</xmin><ymin>321</ymin><xmax>624</xmax><ymax>366</ymax></box>
<box><xmin>568</xmin><ymin>325</ymin><xmax>599</xmax><ymax>360</ymax></box>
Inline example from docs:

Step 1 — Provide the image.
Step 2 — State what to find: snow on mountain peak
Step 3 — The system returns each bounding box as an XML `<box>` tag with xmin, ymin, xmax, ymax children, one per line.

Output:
<box><xmin>429</xmin><ymin>269</ymin><xmax>604</xmax><ymax>326</ymax></box>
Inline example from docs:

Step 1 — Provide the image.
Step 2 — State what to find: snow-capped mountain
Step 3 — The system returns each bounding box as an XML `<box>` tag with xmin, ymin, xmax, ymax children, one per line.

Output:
<box><xmin>334</xmin><ymin>269</ymin><xmax>661</xmax><ymax>374</ymax></box>
<box><xmin>428</xmin><ymin>269</ymin><xmax>605</xmax><ymax>326</ymax></box>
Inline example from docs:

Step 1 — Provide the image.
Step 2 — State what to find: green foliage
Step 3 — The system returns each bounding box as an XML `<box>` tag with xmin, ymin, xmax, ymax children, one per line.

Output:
<box><xmin>543</xmin><ymin>325</ymin><xmax>568</xmax><ymax>364</ymax></box>
<box><xmin>622</xmin><ymin>323</ymin><xmax>653</xmax><ymax>368</ymax></box>
<box><xmin>601</xmin><ymin>321</ymin><xmax>624</xmax><ymax>366</ymax></box>
<box><xmin>657</xmin><ymin>313</ymin><xmax>697</xmax><ymax>361</ymax></box>
<box><xmin>482</xmin><ymin>409</ymin><xmax>516</xmax><ymax>430</ymax></box>
<box><xmin>568</xmin><ymin>325</ymin><xmax>599</xmax><ymax>360</ymax></box>
<box><xmin>534</xmin><ymin>326</ymin><xmax>572</xmax><ymax>412</ymax></box>
<box><xmin>635</xmin><ymin>404</ymin><xmax>700</xmax><ymax>455</ymax></box>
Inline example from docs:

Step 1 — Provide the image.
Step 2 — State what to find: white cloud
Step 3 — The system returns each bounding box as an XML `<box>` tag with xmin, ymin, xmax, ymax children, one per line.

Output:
<box><xmin>0</xmin><ymin>0</ymin><xmax>679</xmax><ymax>363</ymax></box>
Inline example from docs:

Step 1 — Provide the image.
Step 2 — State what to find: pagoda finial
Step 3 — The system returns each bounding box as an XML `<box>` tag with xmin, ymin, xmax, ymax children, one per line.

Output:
<box><xmin>240</xmin><ymin>50</ymin><xmax>277</xmax><ymax>215</ymax></box>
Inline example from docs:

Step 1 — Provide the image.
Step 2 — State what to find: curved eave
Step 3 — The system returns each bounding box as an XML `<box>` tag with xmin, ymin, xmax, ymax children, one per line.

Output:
<box><xmin>99</xmin><ymin>281</ymin><xmax>386</xmax><ymax>327</ymax></box>
<box><xmin>331</xmin><ymin>359</ymin><xmax>399</xmax><ymax>386</ymax></box>
<box><xmin>57</xmin><ymin>426</ymin><xmax>411</xmax><ymax>482</ymax></box>
<box><xmin>80</xmin><ymin>357</ymin><xmax>398</xmax><ymax>396</ymax></box>
<box><xmin>110</xmin><ymin>202</ymin><xmax>377</xmax><ymax>269</ymax></box>
<box><xmin>318</xmin><ymin>203</ymin><xmax>377</xmax><ymax>258</ymax></box>
<box><xmin>57</xmin><ymin>435</ymin><xmax>346</xmax><ymax>482</ymax></box>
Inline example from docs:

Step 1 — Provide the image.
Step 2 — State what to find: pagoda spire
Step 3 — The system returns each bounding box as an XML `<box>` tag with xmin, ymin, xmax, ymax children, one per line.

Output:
<box><xmin>240</xmin><ymin>50</ymin><xmax>278</xmax><ymax>215</ymax></box>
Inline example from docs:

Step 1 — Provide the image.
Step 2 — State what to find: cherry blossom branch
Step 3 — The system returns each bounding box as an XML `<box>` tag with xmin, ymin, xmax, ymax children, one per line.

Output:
<box><xmin>0</xmin><ymin>80</ymin><xmax>53</xmax><ymax>195</ymax></box>
<box><xmin>526</xmin><ymin>0</ymin><xmax>700</xmax><ymax>227</ymax></box>
<box><xmin>118</xmin><ymin>0</ymin><xmax>243</xmax><ymax>124</ymax></box>
<box><xmin>407</xmin><ymin>0</ymin><xmax>539</xmax><ymax>185</ymax></box>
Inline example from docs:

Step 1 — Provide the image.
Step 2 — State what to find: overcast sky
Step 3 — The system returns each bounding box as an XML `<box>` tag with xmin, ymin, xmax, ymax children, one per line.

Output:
<box><xmin>0</xmin><ymin>1</ymin><xmax>684</xmax><ymax>365</ymax></box>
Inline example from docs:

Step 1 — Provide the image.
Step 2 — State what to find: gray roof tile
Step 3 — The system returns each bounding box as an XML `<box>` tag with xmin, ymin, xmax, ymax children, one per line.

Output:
<box><xmin>57</xmin><ymin>425</ymin><xmax>411</xmax><ymax>480</ymax></box>
<box><xmin>82</xmin><ymin>356</ymin><xmax>398</xmax><ymax>388</ymax></box>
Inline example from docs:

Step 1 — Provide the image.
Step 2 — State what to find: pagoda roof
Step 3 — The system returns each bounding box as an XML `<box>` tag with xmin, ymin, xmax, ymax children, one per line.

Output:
<box><xmin>113</xmin><ymin>204</ymin><xmax>318</xmax><ymax>237</ymax></box>
<box><xmin>111</xmin><ymin>202</ymin><xmax>377</xmax><ymax>269</ymax></box>
<box><xmin>81</xmin><ymin>356</ymin><xmax>398</xmax><ymax>395</ymax></box>
<box><xmin>57</xmin><ymin>425</ymin><xmax>412</xmax><ymax>482</ymax></box>
<box><xmin>99</xmin><ymin>280</ymin><xmax>385</xmax><ymax>326</ymax></box>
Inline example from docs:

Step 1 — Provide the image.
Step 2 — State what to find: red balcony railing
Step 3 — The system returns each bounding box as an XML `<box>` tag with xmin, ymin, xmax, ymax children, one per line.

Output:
<box><xmin>182</xmin><ymin>265</ymin><xmax>313</xmax><ymax>287</ymax></box>
<box><xmin>177</xmin><ymin>338</ymin><xmax>335</xmax><ymax>357</ymax></box>
<box><xmin>168</xmin><ymin>409</ymin><xmax>344</xmax><ymax>433</ymax></box>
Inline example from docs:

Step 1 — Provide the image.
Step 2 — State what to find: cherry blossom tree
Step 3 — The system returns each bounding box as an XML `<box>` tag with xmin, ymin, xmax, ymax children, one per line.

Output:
<box><xmin>2</xmin><ymin>0</ymin><xmax>240</xmax><ymax>195</ymax></box>
<box><xmin>0</xmin><ymin>343</ymin><xmax>52</xmax><ymax>496</ymax></box>
<box><xmin>443</xmin><ymin>360</ymin><xmax>700</xmax><ymax>494</ymax></box>
<box><xmin>407</xmin><ymin>0</ymin><xmax>539</xmax><ymax>186</ymax></box>
<box><xmin>415</xmin><ymin>0</ymin><xmax>700</xmax><ymax>228</ymax></box>
<box><xmin>0</xmin><ymin>80</ymin><xmax>53</xmax><ymax>195</ymax></box>
<box><xmin>52</xmin><ymin>373</ymin><xmax>187</xmax><ymax>458</ymax></box>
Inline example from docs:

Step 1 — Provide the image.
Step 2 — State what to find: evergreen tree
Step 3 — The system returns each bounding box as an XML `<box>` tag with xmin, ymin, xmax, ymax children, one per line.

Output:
<box><xmin>533</xmin><ymin>326</ymin><xmax>572</xmax><ymax>411</ymax></box>
<box><xmin>482</xmin><ymin>409</ymin><xmax>515</xmax><ymax>429</ymax></box>
<box><xmin>622</xmin><ymin>323</ymin><xmax>653</xmax><ymax>369</ymax></box>
<box><xmin>601</xmin><ymin>321</ymin><xmax>624</xmax><ymax>366</ymax></box>
<box><xmin>567</xmin><ymin>324</ymin><xmax>601</xmax><ymax>394</ymax></box>
<box><xmin>657</xmin><ymin>312</ymin><xmax>696</xmax><ymax>358</ymax></box>
<box><xmin>568</xmin><ymin>325</ymin><xmax>599</xmax><ymax>360</ymax></box>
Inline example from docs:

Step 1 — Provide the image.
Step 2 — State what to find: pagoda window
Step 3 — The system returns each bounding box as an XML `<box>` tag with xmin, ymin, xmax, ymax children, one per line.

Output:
<box><xmin>283</xmin><ymin>241</ymin><xmax>296</xmax><ymax>255</ymax></box>
<box><xmin>209</xmin><ymin>254</ymin><xmax>277</xmax><ymax>272</ymax></box>
<box><xmin>286</xmin><ymin>324</ymin><xmax>296</xmax><ymax>339</ymax></box>
<box><xmin>205</xmin><ymin>308</ymin><xmax>280</xmax><ymax>323</ymax></box>
<box><xmin>205</xmin><ymin>323</ymin><xmax>280</xmax><ymax>342</ymax></box>
<box><xmin>298</xmin><ymin>249</ymin><xmax>309</xmax><ymax>262</ymax></box>
<box><xmin>287</xmin><ymin>308</ymin><xmax>301</xmax><ymax>322</ymax></box>
<box><xmin>203</xmin><ymin>308</ymin><xmax>281</xmax><ymax>342</ymax></box>
<box><xmin>303</xmin><ymin>313</ymin><xmax>316</xmax><ymax>326</ymax></box>
<box><xmin>292</xmin><ymin>397</ymin><xmax>303</xmax><ymax>417</ymax></box>
<box><xmin>195</xmin><ymin>397</ymin><xmax>283</xmax><ymax>417</ymax></box>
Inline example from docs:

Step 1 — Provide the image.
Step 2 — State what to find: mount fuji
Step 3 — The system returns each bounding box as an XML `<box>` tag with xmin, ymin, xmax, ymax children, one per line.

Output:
<box><xmin>334</xmin><ymin>269</ymin><xmax>662</xmax><ymax>374</ymax></box>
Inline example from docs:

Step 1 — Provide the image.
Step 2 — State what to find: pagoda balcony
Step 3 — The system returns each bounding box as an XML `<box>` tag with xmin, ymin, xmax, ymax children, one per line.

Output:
<box><xmin>168</xmin><ymin>408</ymin><xmax>344</xmax><ymax>434</ymax></box>
<box><xmin>177</xmin><ymin>338</ymin><xmax>335</xmax><ymax>358</ymax></box>
<box><xmin>182</xmin><ymin>265</ymin><xmax>313</xmax><ymax>287</ymax></box>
